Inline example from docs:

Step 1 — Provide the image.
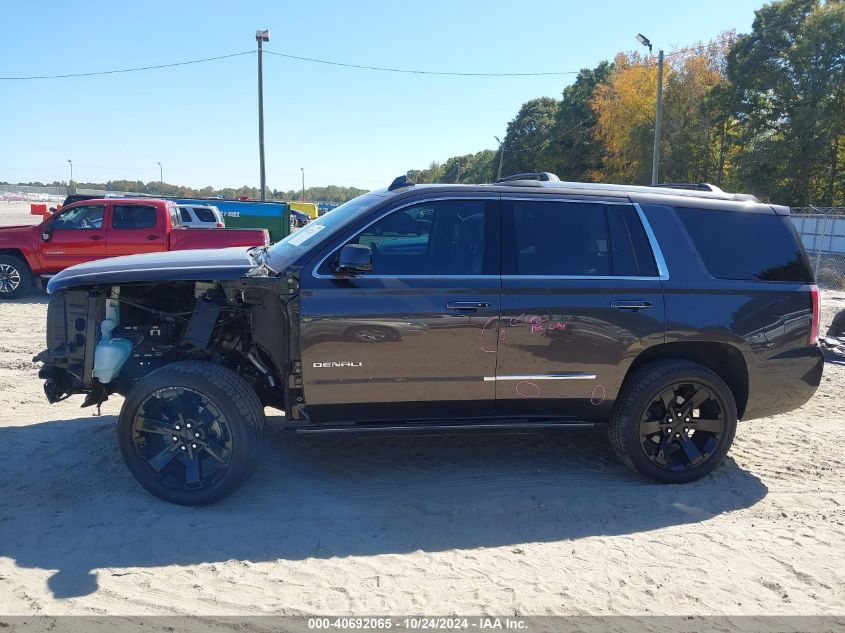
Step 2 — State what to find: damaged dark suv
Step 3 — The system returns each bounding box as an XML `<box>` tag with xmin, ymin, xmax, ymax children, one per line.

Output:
<box><xmin>35</xmin><ymin>174</ymin><xmax>824</xmax><ymax>504</ymax></box>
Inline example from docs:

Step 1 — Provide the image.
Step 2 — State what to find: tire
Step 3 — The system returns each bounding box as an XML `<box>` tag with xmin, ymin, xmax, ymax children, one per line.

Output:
<box><xmin>609</xmin><ymin>359</ymin><xmax>737</xmax><ymax>484</ymax></box>
<box><xmin>117</xmin><ymin>361</ymin><xmax>265</xmax><ymax>505</ymax></box>
<box><xmin>0</xmin><ymin>255</ymin><xmax>32</xmax><ymax>300</ymax></box>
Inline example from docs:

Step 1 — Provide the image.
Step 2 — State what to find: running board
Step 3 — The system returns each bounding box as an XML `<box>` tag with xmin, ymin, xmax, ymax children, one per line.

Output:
<box><xmin>290</xmin><ymin>421</ymin><xmax>602</xmax><ymax>436</ymax></box>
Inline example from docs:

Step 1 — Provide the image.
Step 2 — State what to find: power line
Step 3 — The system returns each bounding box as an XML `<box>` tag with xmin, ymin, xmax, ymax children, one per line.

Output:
<box><xmin>0</xmin><ymin>51</ymin><xmax>254</xmax><ymax>80</ymax></box>
<box><xmin>0</xmin><ymin>14</ymin><xmax>807</xmax><ymax>83</ymax></box>
<box><xmin>264</xmin><ymin>50</ymin><xmax>580</xmax><ymax>76</ymax></box>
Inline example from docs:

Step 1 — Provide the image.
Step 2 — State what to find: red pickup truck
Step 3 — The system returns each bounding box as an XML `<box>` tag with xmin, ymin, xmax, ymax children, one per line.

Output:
<box><xmin>0</xmin><ymin>198</ymin><xmax>269</xmax><ymax>299</ymax></box>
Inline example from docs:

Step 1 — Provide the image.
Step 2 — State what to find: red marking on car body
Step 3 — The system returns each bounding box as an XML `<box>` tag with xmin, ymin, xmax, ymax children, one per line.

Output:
<box><xmin>591</xmin><ymin>384</ymin><xmax>606</xmax><ymax>405</ymax></box>
<box><xmin>516</xmin><ymin>381</ymin><xmax>540</xmax><ymax>398</ymax></box>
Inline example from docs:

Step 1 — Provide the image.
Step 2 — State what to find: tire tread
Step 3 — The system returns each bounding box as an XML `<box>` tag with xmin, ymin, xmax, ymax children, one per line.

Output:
<box><xmin>609</xmin><ymin>359</ymin><xmax>737</xmax><ymax>483</ymax></box>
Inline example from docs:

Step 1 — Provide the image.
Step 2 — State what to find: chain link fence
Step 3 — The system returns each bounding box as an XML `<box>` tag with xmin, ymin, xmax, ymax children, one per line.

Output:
<box><xmin>791</xmin><ymin>207</ymin><xmax>845</xmax><ymax>289</ymax></box>
<box><xmin>0</xmin><ymin>184</ymin><xmax>67</xmax><ymax>203</ymax></box>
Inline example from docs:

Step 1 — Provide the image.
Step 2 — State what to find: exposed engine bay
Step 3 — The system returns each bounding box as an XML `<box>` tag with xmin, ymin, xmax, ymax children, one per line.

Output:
<box><xmin>35</xmin><ymin>276</ymin><xmax>303</xmax><ymax>416</ymax></box>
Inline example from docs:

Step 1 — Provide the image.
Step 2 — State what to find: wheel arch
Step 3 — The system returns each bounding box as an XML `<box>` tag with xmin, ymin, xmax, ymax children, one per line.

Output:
<box><xmin>0</xmin><ymin>248</ymin><xmax>34</xmax><ymax>272</ymax></box>
<box><xmin>624</xmin><ymin>342</ymin><xmax>749</xmax><ymax>418</ymax></box>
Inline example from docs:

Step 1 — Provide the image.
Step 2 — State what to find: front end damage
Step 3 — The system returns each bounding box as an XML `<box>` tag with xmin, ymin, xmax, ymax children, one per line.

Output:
<box><xmin>34</xmin><ymin>275</ymin><xmax>302</xmax><ymax>416</ymax></box>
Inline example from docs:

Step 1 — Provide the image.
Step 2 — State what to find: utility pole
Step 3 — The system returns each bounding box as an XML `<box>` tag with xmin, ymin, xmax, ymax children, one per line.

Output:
<box><xmin>653</xmin><ymin>49</ymin><xmax>664</xmax><ymax>186</ymax></box>
<box><xmin>636</xmin><ymin>34</ymin><xmax>663</xmax><ymax>186</ymax></box>
<box><xmin>301</xmin><ymin>167</ymin><xmax>305</xmax><ymax>201</ymax></box>
<box><xmin>494</xmin><ymin>136</ymin><xmax>505</xmax><ymax>181</ymax></box>
<box><xmin>67</xmin><ymin>159</ymin><xmax>73</xmax><ymax>193</ymax></box>
<box><xmin>256</xmin><ymin>29</ymin><xmax>270</xmax><ymax>201</ymax></box>
<box><xmin>157</xmin><ymin>161</ymin><xmax>163</xmax><ymax>194</ymax></box>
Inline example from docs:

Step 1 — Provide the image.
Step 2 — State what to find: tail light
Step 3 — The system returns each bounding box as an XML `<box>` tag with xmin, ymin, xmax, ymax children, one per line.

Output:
<box><xmin>810</xmin><ymin>284</ymin><xmax>820</xmax><ymax>345</ymax></box>
<box><xmin>216</xmin><ymin>222</ymin><xmax>224</xmax><ymax>228</ymax></box>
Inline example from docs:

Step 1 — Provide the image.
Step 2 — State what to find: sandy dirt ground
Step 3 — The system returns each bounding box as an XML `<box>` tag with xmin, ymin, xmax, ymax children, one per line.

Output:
<box><xmin>0</xmin><ymin>202</ymin><xmax>843</xmax><ymax>616</ymax></box>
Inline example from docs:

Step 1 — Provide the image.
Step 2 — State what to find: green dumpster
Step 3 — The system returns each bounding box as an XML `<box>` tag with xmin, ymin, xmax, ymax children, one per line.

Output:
<box><xmin>172</xmin><ymin>198</ymin><xmax>290</xmax><ymax>243</ymax></box>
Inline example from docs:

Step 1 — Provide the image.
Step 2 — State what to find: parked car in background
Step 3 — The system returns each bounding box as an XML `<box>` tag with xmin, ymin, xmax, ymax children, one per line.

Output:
<box><xmin>177</xmin><ymin>204</ymin><xmax>225</xmax><ymax>229</ymax></box>
<box><xmin>0</xmin><ymin>198</ymin><xmax>269</xmax><ymax>299</ymax></box>
<box><xmin>290</xmin><ymin>209</ymin><xmax>310</xmax><ymax>231</ymax></box>
<box><xmin>289</xmin><ymin>201</ymin><xmax>319</xmax><ymax>219</ymax></box>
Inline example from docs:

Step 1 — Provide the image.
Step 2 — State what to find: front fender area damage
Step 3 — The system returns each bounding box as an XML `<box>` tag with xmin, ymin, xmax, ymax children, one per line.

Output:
<box><xmin>34</xmin><ymin>274</ymin><xmax>300</xmax><ymax>413</ymax></box>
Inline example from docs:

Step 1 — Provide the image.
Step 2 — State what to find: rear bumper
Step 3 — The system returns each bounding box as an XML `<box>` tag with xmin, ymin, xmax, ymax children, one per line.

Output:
<box><xmin>742</xmin><ymin>346</ymin><xmax>824</xmax><ymax>421</ymax></box>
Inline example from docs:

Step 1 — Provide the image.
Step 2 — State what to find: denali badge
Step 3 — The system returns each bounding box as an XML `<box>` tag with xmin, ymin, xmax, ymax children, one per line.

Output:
<box><xmin>313</xmin><ymin>361</ymin><xmax>363</xmax><ymax>368</ymax></box>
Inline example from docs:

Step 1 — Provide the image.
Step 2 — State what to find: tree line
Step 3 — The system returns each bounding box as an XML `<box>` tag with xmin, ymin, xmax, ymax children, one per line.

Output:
<box><xmin>410</xmin><ymin>0</ymin><xmax>845</xmax><ymax>207</ymax></box>
<box><xmin>2</xmin><ymin>179</ymin><xmax>368</xmax><ymax>205</ymax></box>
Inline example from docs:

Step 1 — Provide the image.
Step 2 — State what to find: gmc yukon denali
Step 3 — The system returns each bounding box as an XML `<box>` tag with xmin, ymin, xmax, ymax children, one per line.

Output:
<box><xmin>34</xmin><ymin>174</ymin><xmax>824</xmax><ymax>505</ymax></box>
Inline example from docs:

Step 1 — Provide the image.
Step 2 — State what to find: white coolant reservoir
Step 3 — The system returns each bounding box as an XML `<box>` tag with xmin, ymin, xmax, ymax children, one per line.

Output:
<box><xmin>92</xmin><ymin>298</ymin><xmax>134</xmax><ymax>384</ymax></box>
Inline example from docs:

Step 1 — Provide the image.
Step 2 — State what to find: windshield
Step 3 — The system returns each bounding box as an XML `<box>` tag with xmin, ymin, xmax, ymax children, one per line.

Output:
<box><xmin>265</xmin><ymin>193</ymin><xmax>383</xmax><ymax>271</ymax></box>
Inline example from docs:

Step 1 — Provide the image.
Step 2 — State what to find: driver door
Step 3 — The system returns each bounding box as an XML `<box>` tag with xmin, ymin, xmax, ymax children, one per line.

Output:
<box><xmin>40</xmin><ymin>204</ymin><xmax>108</xmax><ymax>272</ymax></box>
<box><xmin>299</xmin><ymin>197</ymin><xmax>501</xmax><ymax>424</ymax></box>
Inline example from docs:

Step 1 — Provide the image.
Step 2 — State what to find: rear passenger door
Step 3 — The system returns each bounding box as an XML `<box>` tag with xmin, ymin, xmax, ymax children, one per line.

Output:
<box><xmin>496</xmin><ymin>197</ymin><xmax>665</xmax><ymax>420</ymax></box>
<box><xmin>105</xmin><ymin>203</ymin><xmax>166</xmax><ymax>257</ymax></box>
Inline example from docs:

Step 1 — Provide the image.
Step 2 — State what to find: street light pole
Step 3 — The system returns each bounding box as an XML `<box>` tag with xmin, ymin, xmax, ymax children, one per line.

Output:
<box><xmin>494</xmin><ymin>136</ymin><xmax>505</xmax><ymax>181</ymax></box>
<box><xmin>301</xmin><ymin>167</ymin><xmax>305</xmax><ymax>201</ymax></box>
<box><xmin>157</xmin><ymin>161</ymin><xmax>163</xmax><ymax>194</ymax></box>
<box><xmin>67</xmin><ymin>159</ymin><xmax>73</xmax><ymax>193</ymax></box>
<box><xmin>653</xmin><ymin>49</ymin><xmax>664</xmax><ymax>186</ymax></box>
<box><xmin>256</xmin><ymin>29</ymin><xmax>270</xmax><ymax>201</ymax></box>
<box><xmin>636</xmin><ymin>34</ymin><xmax>663</xmax><ymax>186</ymax></box>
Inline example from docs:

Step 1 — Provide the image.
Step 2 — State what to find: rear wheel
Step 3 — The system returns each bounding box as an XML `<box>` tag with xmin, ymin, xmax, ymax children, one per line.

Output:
<box><xmin>609</xmin><ymin>360</ymin><xmax>737</xmax><ymax>483</ymax></box>
<box><xmin>0</xmin><ymin>255</ymin><xmax>31</xmax><ymax>300</ymax></box>
<box><xmin>117</xmin><ymin>361</ymin><xmax>265</xmax><ymax>505</ymax></box>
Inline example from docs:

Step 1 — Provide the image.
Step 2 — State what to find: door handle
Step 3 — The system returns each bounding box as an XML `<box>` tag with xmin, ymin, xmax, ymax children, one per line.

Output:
<box><xmin>446</xmin><ymin>301</ymin><xmax>491</xmax><ymax>312</ymax></box>
<box><xmin>610</xmin><ymin>300</ymin><xmax>652</xmax><ymax>310</ymax></box>
<box><xmin>146</xmin><ymin>235</ymin><xmax>159</xmax><ymax>241</ymax></box>
<box><xmin>89</xmin><ymin>235</ymin><xmax>104</xmax><ymax>241</ymax></box>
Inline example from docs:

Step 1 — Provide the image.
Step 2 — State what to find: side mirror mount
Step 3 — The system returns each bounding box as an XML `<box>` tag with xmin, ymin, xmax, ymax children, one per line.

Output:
<box><xmin>41</xmin><ymin>217</ymin><xmax>53</xmax><ymax>242</ymax></box>
<box><xmin>336</xmin><ymin>244</ymin><xmax>372</xmax><ymax>274</ymax></box>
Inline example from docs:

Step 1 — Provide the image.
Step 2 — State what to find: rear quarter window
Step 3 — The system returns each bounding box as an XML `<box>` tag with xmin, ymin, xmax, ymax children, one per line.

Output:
<box><xmin>676</xmin><ymin>207</ymin><xmax>810</xmax><ymax>282</ymax></box>
<box><xmin>193</xmin><ymin>207</ymin><xmax>217</xmax><ymax>223</ymax></box>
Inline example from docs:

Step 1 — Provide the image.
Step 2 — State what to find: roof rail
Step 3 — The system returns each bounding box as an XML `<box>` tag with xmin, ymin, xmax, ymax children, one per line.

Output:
<box><xmin>389</xmin><ymin>175</ymin><xmax>415</xmax><ymax>191</ymax></box>
<box><xmin>657</xmin><ymin>182</ymin><xmax>759</xmax><ymax>202</ymax></box>
<box><xmin>657</xmin><ymin>182</ymin><xmax>724</xmax><ymax>193</ymax></box>
<box><xmin>496</xmin><ymin>172</ymin><xmax>561</xmax><ymax>183</ymax></box>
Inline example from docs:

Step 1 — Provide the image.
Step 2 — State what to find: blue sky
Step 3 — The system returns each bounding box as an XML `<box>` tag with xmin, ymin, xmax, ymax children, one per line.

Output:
<box><xmin>1</xmin><ymin>0</ymin><xmax>763</xmax><ymax>192</ymax></box>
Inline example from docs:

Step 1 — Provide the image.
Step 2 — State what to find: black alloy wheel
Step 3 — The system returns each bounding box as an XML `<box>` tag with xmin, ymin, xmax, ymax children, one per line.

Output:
<box><xmin>638</xmin><ymin>381</ymin><xmax>727</xmax><ymax>472</ymax></box>
<box><xmin>609</xmin><ymin>360</ymin><xmax>738</xmax><ymax>484</ymax></box>
<box><xmin>118</xmin><ymin>361</ymin><xmax>265</xmax><ymax>505</ymax></box>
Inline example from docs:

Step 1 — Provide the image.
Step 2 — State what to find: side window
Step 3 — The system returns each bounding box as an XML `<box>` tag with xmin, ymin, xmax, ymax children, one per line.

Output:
<box><xmin>513</xmin><ymin>201</ymin><xmax>609</xmax><ymax>276</ymax></box>
<box><xmin>676</xmin><ymin>207</ymin><xmax>810</xmax><ymax>281</ymax></box>
<box><xmin>53</xmin><ymin>205</ymin><xmax>105</xmax><ymax>230</ymax></box>
<box><xmin>193</xmin><ymin>207</ymin><xmax>217</xmax><ymax>223</ymax></box>
<box><xmin>112</xmin><ymin>205</ymin><xmax>157</xmax><ymax>230</ymax></box>
<box><xmin>179</xmin><ymin>207</ymin><xmax>192</xmax><ymax>223</ymax></box>
<box><xmin>347</xmin><ymin>200</ymin><xmax>487</xmax><ymax>275</ymax></box>
<box><xmin>511</xmin><ymin>201</ymin><xmax>659</xmax><ymax>277</ymax></box>
<box><xmin>608</xmin><ymin>205</ymin><xmax>659</xmax><ymax>276</ymax></box>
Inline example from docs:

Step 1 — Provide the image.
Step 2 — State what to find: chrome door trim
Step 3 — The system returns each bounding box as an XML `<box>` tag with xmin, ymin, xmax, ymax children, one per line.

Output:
<box><xmin>484</xmin><ymin>374</ymin><xmax>597</xmax><ymax>382</ymax></box>
<box><xmin>632</xmin><ymin>202</ymin><xmax>670</xmax><ymax>280</ymax></box>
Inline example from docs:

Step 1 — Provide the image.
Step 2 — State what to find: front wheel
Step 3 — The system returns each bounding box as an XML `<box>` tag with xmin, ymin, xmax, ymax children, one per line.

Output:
<box><xmin>0</xmin><ymin>255</ymin><xmax>32</xmax><ymax>300</ymax></box>
<box><xmin>609</xmin><ymin>360</ymin><xmax>737</xmax><ymax>484</ymax></box>
<box><xmin>117</xmin><ymin>361</ymin><xmax>265</xmax><ymax>505</ymax></box>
